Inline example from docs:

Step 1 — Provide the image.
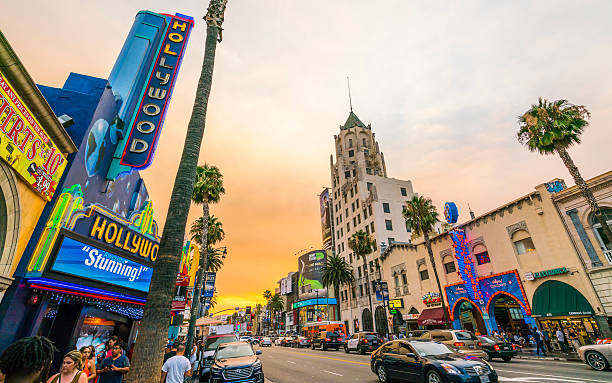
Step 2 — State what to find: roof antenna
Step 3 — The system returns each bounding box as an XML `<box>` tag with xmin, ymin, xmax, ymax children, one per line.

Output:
<box><xmin>468</xmin><ymin>204</ymin><xmax>475</xmax><ymax>220</ymax></box>
<box><xmin>347</xmin><ymin>76</ymin><xmax>353</xmax><ymax>112</ymax></box>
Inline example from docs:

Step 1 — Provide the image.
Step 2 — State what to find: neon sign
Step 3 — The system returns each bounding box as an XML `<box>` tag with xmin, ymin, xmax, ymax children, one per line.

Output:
<box><xmin>450</xmin><ymin>228</ymin><xmax>482</xmax><ymax>301</ymax></box>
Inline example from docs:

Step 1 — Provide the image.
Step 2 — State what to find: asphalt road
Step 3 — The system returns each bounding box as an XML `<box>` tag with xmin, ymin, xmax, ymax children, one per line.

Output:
<box><xmin>256</xmin><ymin>345</ymin><xmax>612</xmax><ymax>383</ymax></box>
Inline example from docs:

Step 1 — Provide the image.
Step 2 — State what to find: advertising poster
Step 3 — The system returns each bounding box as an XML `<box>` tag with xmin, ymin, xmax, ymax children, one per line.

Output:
<box><xmin>75</xmin><ymin>317</ymin><xmax>115</xmax><ymax>357</ymax></box>
<box><xmin>298</xmin><ymin>250</ymin><xmax>328</xmax><ymax>300</ymax></box>
<box><xmin>51</xmin><ymin>236</ymin><xmax>153</xmax><ymax>292</ymax></box>
<box><xmin>203</xmin><ymin>272</ymin><xmax>216</xmax><ymax>297</ymax></box>
<box><xmin>0</xmin><ymin>71</ymin><xmax>67</xmax><ymax>200</ymax></box>
<box><xmin>319</xmin><ymin>188</ymin><xmax>332</xmax><ymax>250</ymax></box>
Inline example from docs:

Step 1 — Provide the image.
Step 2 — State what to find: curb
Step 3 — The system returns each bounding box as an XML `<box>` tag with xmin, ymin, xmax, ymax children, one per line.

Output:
<box><xmin>515</xmin><ymin>354</ymin><xmax>581</xmax><ymax>362</ymax></box>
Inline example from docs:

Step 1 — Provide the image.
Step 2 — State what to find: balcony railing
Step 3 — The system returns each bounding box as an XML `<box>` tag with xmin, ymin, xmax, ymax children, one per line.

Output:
<box><xmin>604</xmin><ymin>249</ymin><xmax>612</xmax><ymax>265</ymax></box>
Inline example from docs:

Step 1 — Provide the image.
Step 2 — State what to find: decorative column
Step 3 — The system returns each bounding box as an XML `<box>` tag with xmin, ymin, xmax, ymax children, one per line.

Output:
<box><xmin>567</xmin><ymin>209</ymin><xmax>603</xmax><ymax>267</ymax></box>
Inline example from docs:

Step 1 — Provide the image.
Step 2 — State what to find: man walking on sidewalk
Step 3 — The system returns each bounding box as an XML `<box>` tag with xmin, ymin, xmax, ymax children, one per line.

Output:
<box><xmin>161</xmin><ymin>344</ymin><xmax>192</xmax><ymax>383</ymax></box>
<box><xmin>556</xmin><ymin>328</ymin><xmax>567</xmax><ymax>353</ymax></box>
<box><xmin>534</xmin><ymin>328</ymin><xmax>546</xmax><ymax>356</ymax></box>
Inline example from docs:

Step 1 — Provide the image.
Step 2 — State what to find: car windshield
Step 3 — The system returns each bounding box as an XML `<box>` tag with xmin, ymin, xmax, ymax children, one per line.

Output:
<box><xmin>205</xmin><ymin>335</ymin><xmax>237</xmax><ymax>351</ymax></box>
<box><xmin>410</xmin><ymin>342</ymin><xmax>455</xmax><ymax>356</ymax></box>
<box><xmin>215</xmin><ymin>344</ymin><xmax>254</xmax><ymax>359</ymax></box>
<box><xmin>364</xmin><ymin>333</ymin><xmax>379</xmax><ymax>340</ymax></box>
<box><xmin>480</xmin><ymin>336</ymin><xmax>498</xmax><ymax>344</ymax></box>
<box><xmin>455</xmin><ymin>331</ymin><xmax>478</xmax><ymax>340</ymax></box>
<box><xmin>326</xmin><ymin>332</ymin><xmax>338</xmax><ymax>337</ymax></box>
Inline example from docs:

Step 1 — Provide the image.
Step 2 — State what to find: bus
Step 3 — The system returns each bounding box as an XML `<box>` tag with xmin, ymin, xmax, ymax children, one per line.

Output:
<box><xmin>301</xmin><ymin>321</ymin><xmax>347</xmax><ymax>341</ymax></box>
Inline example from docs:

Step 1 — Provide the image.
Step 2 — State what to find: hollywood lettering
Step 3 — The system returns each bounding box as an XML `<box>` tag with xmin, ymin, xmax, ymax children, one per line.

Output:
<box><xmin>89</xmin><ymin>215</ymin><xmax>159</xmax><ymax>261</ymax></box>
<box><xmin>120</xmin><ymin>16</ymin><xmax>193</xmax><ymax>168</ymax></box>
<box><xmin>450</xmin><ymin>228</ymin><xmax>483</xmax><ymax>301</ymax></box>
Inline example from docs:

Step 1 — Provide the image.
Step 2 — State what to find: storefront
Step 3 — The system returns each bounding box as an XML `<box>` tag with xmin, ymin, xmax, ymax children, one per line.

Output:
<box><xmin>532</xmin><ymin>280</ymin><xmax>601</xmax><ymax>350</ymax></box>
<box><xmin>445</xmin><ymin>270</ymin><xmax>536</xmax><ymax>335</ymax></box>
<box><xmin>293</xmin><ymin>298</ymin><xmax>338</xmax><ymax>326</ymax></box>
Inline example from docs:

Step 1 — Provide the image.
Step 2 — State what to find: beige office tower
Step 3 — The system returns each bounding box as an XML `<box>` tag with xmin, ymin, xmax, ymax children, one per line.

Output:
<box><xmin>330</xmin><ymin>110</ymin><xmax>415</xmax><ymax>333</ymax></box>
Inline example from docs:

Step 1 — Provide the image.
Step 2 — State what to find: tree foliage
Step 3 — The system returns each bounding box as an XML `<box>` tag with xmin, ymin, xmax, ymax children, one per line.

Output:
<box><xmin>402</xmin><ymin>196</ymin><xmax>438</xmax><ymax>237</ymax></box>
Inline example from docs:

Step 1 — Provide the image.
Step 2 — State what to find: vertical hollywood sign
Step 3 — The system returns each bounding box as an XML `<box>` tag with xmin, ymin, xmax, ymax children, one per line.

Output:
<box><xmin>120</xmin><ymin>16</ymin><xmax>193</xmax><ymax>169</ymax></box>
<box><xmin>450</xmin><ymin>228</ymin><xmax>482</xmax><ymax>301</ymax></box>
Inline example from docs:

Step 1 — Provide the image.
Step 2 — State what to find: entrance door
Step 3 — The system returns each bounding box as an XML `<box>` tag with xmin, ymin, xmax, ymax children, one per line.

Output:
<box><xmin>457</xmin><ymin>300</ymin><xmax>486</xmax><ymax>334</ymax></box>
<box><xmin>493</xmin><ymin>295</ymin><xmax>526</xmax><ymax>333</ymax></box>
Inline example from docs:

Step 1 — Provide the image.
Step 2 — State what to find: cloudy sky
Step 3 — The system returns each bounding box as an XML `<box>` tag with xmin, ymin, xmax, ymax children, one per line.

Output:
<box><xmin>3</xmin><ymin>1</ymin><xmax>612</xmax><ymax>312</ymax></box>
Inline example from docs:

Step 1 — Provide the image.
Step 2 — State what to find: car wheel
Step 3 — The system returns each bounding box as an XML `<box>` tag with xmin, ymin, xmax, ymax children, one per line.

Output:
<box><xmin>376</xmin><ymin>364</ymin><xmax>390</xmax><ymax>383</ymax></box>
<box><xmin>311</xmin><ymin>343</ymin><xmax>315</xmax><ymax>350</ymax></box>
<box><xmin>586</xmin><ymin>351</ymin><xmax>610</xmax><ymax>371</ymax></box>
<box><xmin>344</xmin><ymin>345</ymin><xmax>349</xmax><ymax>353</ymax></box>
<box><xmin>322</xmin><ymin>344</ymin><xmax>327</xmax><ymax>351</ymax></box>
<box><xmin>426</xmin><ymin>370</ymin><xmax>442</xmax><ymax>383</ymax></box>
<box><xmin>502</xmin><ymin>356</ymin><xmax>512</xmax><ymax>362</ymax></box>
<box><xmin>484</xmin><ymin>352</ymin><xmax>493</xmax><ymax>362</ymax></box>
<box><xmin>359</xmin><ymin>346</ymin><xmax>366</xmax><ymax>355</ymax></box>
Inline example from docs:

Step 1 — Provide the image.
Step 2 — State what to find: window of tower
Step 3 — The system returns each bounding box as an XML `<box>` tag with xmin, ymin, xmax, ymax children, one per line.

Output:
<box><xmin>345</xmin><ymin>171</ymin><xmax>351</xmax><ymax>179</ymax></box>
<box><xmin>349</xmin><ymin>150</ymin><xmax>354</xmax><ymax>157</ymax></box>
<box><xmin>349</xmin><ymin>139</ymin><xmax>353</xmax><ymax>148</ymax></box>
<box><xmin>363</xmin><ymin>138</ymin><xmax>367</xmax><ymax>147</ymax></box>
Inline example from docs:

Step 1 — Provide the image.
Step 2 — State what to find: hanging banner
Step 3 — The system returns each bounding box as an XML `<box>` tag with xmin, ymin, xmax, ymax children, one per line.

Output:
<box><xmin>203</xmin><ymin>272</ymin><xmax>216</xmax><ymax>297</ymax></box>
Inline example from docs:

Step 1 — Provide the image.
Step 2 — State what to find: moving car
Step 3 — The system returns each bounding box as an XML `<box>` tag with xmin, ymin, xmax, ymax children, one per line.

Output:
<box><xmin>345</xmin><ymin>332</ymin><xmax>383</xmax><ymax>354</ymax></box>
<box><xmin>370</xmin><ymin>340</ymin><xmax>498</xmax><ymax>383</ymax></box>
<box><xmin>311</xmin><ymin>331</ymin><xmax>343</xmax><ymax>351</ymax></box>
<box><xmin>260</xmin><ymin>337</ymin><xmax>273</xmax><ymax>347</ymax></box>
<box><xmin>578</xmin><ymin>343</ymin><xmax>612</xmax><ymax>371</ymax></box>
<box><xmin>291</xmin><ymin>336</ymin><xmax>310</xmax><ymax>348</ymax></box>
<box><xmin>280</xmin><ymin>336</ymin><xmax>294</xmax><ymax>347</ymax></box>
<box><xmin>419</xmin><ymin>330</ymin><xmax>487</xmax><ymax>359</ymax></box>
<box><xmin>478</xmin><ymin>336</ymin><xmax>517</xmax><ymax>362</ymax></box>
<box><xmin>239</xmin><ymin>336</ymin><xmax>252</xmax><ymax>344</ymax></box>
<box><xmin>200</xmin><ymin>333</ymin><xmax>240</xmax><ymax>379</ymax></box>
<box><xmin>209</xmin><ymin>341</ymin><xmax>264</xmax><ymax>383</ymax></box>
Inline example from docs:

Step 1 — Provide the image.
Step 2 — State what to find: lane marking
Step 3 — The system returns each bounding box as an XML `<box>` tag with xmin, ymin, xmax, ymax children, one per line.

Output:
<box><xmin>322</xmin><ymin>370</ymin><xmax>343</xmax><ymax>376</ymax></box>
<box><xmin>287</xmin><ymin>361</ymin><xmax>296</xmax><ymax>364</ymax></box>
<box><xmin>495</xmin><ymin>369</ymin><xmax>610</xmax><ymax>383</ymax></box>
<box><xmin>262</xmin><ymin>348</ymin><xmax>370</xmax><ymax>366</ymax></box>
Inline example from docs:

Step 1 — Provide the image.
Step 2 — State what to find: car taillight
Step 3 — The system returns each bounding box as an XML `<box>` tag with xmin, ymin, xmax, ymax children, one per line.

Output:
<box><xmin>454</xmin><ymin>342</ymin><xmax>465</xmax><ymax>347</ymax></box>
<box><xmin>363</xmin><ymin>339</ymin><xmax>368</xmax><ymax>343</ymax></box>
<box><xmin>325</xmin><ymin>338</ymin><xmax>331</xmax><ymax>342</ymax></box>
<box><xmin>512</xmin><ymin>344</ymin><xmax>517</xmax><ymax>350</ymax></box>
<box><xmin>494</xmin><ymin>344</ymin><xmax>500</xmax><ymax>351</ymax></box>
<box><xmin>477</xmin><ymin>342</ymin><xmax>482</xmax><ymax>347</ymax></box>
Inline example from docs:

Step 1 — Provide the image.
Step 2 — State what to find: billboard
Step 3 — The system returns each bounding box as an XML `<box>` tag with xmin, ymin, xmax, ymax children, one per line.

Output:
<box><xmin>319</xmin><ymin>188</ymin><xmax>332</xmax><ymax>250</ymax></box>
<box><xmin>0</xmin><ymin>71</ymin><xmax>67</xmax><ymax>200</ymax></box>
<box><xmin>298</xmin><ymin>249</ymin><xmax>328</xmax><ymax>300</ymax></box>
<box><xmin>51</xmin><ymin>236</ymin><xmax>153</xmax><ymax>292</ymax></box>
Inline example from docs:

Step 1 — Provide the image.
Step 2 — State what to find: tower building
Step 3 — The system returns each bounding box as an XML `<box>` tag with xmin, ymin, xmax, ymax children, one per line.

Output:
<box><xmin>330</xmin><ymin>111</ymin><xmax>415</xmax><ymax>333</ymax></box>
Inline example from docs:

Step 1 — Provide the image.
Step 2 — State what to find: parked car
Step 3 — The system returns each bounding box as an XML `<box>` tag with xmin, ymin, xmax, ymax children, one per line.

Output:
<box><xmin>260</xmin><ymin>337</ymin><xmax>273</xmax><ymax>347</ymax></box>
<box><xmin>239</xmin><ymin>336</ymin><xmax>252</xmax><ymax>344</ymax></box>
<box><xmin>406</xmin><ymin>330</ymin><xmax>429</xmax><ymax>339</ymax></box>
<box><xmin>371</xmin><ymin>340</ymin><xmax>498</xmax><ymax>383</ymax></box>
<box><xmin>419</xmin><ymin>330</ymin><xmax>487</xmax><ymax>359</ymax></box>
<box><xmin>578</xmin><ymin>343</ymin><xmax>612</xmax><ymax>371</ymax></box>
<box><xmin>311</xmin><ymin>331</ymin><xmax>343</xmax><ymax>351</ymax></box>
<box><xmin>209</xmin><ymin>341</ymin><xmax>264</xmax><ymax>383</ymax></box>
<box><xmin>478</xmin><ymin>336</ymin><xmax>517</xmax><ymax>362</ymax></box>
<box><xmin>291</xmin><ymin>336</ymin><xmax>310</xmax><ymax>348</ymax></box>
<box><xmin>344</xmin><ymin>332</ymin><xmax>383</xmax><ymax>354</ymax></box>
<box><xmin>200</xmin><ymin>333</ymin><xmax>240</xmax><ymax>379</ymax></box>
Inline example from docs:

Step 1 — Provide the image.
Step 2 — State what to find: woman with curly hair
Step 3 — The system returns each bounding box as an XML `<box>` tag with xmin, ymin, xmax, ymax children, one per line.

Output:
<box><xmin>46</xmin><ymin>350</ymin><xmax>87</xmax><ymax>383</ymax></box>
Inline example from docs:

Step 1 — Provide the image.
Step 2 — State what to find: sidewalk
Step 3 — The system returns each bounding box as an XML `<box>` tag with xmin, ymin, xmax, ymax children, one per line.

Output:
<box><xmin>514</xmin><ymin>345</ymin><xmax>581</xmax><ymax>362</ymax></box>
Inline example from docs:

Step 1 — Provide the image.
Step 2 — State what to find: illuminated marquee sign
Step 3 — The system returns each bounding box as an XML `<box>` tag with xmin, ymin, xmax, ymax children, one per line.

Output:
<box><xmin>120</xmin><ymin>15</ymin><xmax>193</xmax><ymax>169</ymax></box>
<box><xmin>450</xmin><ymin>227</ymin><xmax>482</xmax><ymax>301</ymax></box>
<box><xmin>422</xmin><ymin>292</ymin><xmax>441</xmax><ymax>305</ymax></box>
<box><xmin>0</xmin><ymin>71</ymin><xmax>67</xmax><ymax>200</ymax></box>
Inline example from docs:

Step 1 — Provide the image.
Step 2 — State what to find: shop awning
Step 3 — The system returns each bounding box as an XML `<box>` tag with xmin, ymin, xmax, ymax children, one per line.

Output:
<box><xmin>532</xmin><ymin>280</ymin><xmax>594</xmax><ymax>317</ymax></box>
<box><xmin>418</xmin><ymin>307</ymin><xmax>446</xmax><ymax>326</ymax></box>
<box><xmin>196</xmin><ymin>317</ymin><xmax>223</xmax><ymax>326</ymax></box>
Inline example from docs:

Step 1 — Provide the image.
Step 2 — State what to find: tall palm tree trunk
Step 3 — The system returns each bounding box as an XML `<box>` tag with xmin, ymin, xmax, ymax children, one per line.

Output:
<box><xmin>361</xmin><ymin>255</ymin><xmax>374</xmax><ymax>332</ymax></box>
<box><xmin>424</xmin><ymin>232</ymin><xmax>449</xmax><ymax>328</ymax></box>
<box><xmin>334</xmin><ymin>284</ymin><xmax>340</xmax><ymax>322</ymax></box>
<box><xmin>185</xmin><ymin>202</ymin><xmax>210</xmax><ymax>357</ymax></box>
<box><xmin>127</xmin><ymin>5</ymin><xmax>225</xmax><ymax>381</ymax></box>
<box><xmin>558</xmin><ymin>148</ymin><xmax>612</xmax><ymax>250</ymax></box>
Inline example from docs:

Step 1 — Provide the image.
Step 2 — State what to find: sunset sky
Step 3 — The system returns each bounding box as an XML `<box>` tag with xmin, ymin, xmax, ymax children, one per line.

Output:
<box><xmin>2</xmin><ymin>1</ymin><xmax>612</xmax><ymax>313</ymax></box>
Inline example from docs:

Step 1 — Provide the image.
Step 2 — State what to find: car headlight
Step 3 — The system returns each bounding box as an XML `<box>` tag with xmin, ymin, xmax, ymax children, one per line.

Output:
<box><xmin>211</xmin><ymin>365</ymin><xmax>222</xmax><ymax>373</ymax></box>
<box><xmin>481</xmin><ymin>360</ymin><xmax>493</xmax><ymax>371</ymax></box>
<box><xmin>253</xmin><ymin>360</ymin><xmax>262</xmax><ymax>369</ymax></box>
<box><xmin>440</xmin><ymin>363</ymin><xmax>461</xmax><ymax>375</ymax></box>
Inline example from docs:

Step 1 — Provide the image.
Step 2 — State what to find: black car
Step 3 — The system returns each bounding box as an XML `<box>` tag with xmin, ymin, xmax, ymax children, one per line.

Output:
<box><xmin>345</xmin><ymin>332</ymin><xmax>383</xmax><ymax>354</ymax></box>
<box><xmin>370</xmin><ymin>340</ymin><xmax>498</xmax><ymax>383</ymax></box>
<box><xmin>311</xmin><ymin>331</ymin><xmax>343</xmax><ymax>351</ymax></box>
<box><xmin>478</xmin><ymin>336</ymin><xmax>517</xmax><ymax>362</ymax></box>
<box><xmin>209</xmin><ymin>342</ymin><xmax>264</xmax><ymax>383</ymax></box>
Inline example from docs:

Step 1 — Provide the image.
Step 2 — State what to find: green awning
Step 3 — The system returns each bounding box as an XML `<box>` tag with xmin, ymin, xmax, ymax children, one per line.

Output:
<box><xmin>532</xmin><ymin>280</ymin><xmax>594</xmax><ymax>317</ymax></box>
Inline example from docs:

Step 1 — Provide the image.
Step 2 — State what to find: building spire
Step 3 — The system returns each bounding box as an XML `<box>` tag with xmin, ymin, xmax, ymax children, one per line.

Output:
<box><xmin>347</xmin><ymin>76</ymin><xmax>353</xmax><ymax>112</ymax></box>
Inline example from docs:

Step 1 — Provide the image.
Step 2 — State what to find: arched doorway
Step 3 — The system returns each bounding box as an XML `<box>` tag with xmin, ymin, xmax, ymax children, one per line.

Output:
<box><xmin>374</xmin><ymin>306</ymin><xmax>388</xmax><ymax>335</ymax></box>
<box><xmin>392</xmin><ymin>311</ymin><xmax>404</xmax><ymax>334</ymax></box>
<box><xmin>532</xmin><ymin>280</ymin><xmax>600</xmax><ymax>348</ymax></box>
<box><xmin>362</xmin><ymin>308</ymin><xmax>373</xmax><ymax>331</ymax></box>
<box><xmin>491</xmin><ymin>293</ymin><xmax>527</xmax><ymax>333</ymax></box>
<box><xmin>455</xmin><ymin>299</ymin><xmax>486</xmax><ymax>335</ymax></box>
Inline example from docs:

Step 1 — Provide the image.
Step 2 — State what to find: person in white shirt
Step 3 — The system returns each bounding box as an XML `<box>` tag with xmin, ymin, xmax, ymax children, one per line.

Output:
<box><xmin>160</xmin><ymin>344</ymin><xmax>192</xmax><ymax>383</ymax></box>
<box><xmin>556</xmin><ymin>329</ymin><xmax>567</xmax><ymax>353</ymax></box>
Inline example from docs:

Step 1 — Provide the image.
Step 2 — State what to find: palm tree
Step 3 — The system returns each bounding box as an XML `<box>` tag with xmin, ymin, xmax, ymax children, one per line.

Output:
<box><xmin>268</xmin><ymin>293</ymin><xmax>284</xmax><ymax>333</ymax></box>
<box><xmin>128</xmin><ymin>2</ymin><xmax>228</xmax><ymax>381</ymax></box>
<box><xmin>262</xmin><ymin>290</ymin><xmax>272</xmax><ymax>333</ymax></box>
<box><xmin>186</xmin><ymin>164</ymin><xmax>225</xmax><ymax>356</ymax></box>
<box><xmin>254</xmin><ymin>303</ymin><xmax>262</xmax><ymax>334</ymax></box>
<box><xmin>206</xmin><ymin>247</ymin><xmax>225</xmax><ymax>273</ymax></box>
<box><xmin>322</xmin><ymin>254</ymin><xmax>354</xmax><ymax>323</ymax></box>
<box><xmin>190</xmin><ymin>215</ymin><xmax>225</xmax><ymax>247</ymax></box>
<box><xmin>403</xmin><ymin>196</ymin><xmax>449</xmax><ymax>327</ymax></box>
<box><xmin>518</xmin><ymin>98</ymin><xmax>612</xmax><ymax>249</ymax></box>
<box><xmin>348</xmin><ymin>230</ymin><xmax>376</xmax><ymax>331</ymax></box>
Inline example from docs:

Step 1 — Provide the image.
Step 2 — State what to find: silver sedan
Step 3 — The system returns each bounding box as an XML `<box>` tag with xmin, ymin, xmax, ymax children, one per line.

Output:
<box><xmin>578</xmin><ymin>343</ymin><xmax>612</xmax><ymax>371</ymax></box>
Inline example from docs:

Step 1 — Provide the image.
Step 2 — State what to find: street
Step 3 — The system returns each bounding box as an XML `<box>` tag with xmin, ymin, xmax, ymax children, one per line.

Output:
<box><xmin>255</xmin><ymin>346</ymin><xmax>612</xmax><ymax>383</ymax></box>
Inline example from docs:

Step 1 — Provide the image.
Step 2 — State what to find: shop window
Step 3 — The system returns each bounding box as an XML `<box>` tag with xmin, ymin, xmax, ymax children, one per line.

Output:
<box><xmin>509</xmin><ymin>307</ymin><xmax>524</xmax><ymax>320</ymax></box>
<box><xmin>513</xmin><ymin>230</ymin><xmax>536</xmax><ymax>254</ymax></box>
<box><xmin>419</xmin><ymin>269</ymin><xmax>429</xmax><ymax>281</ymax></box>
<box><xmin>475</xmin><ymin>251</ymin><xmax>491</xmax><ymax>265</ymax></box>
<box><xmin>383</xmin><ymin>203</ymin><xmax>390</xmax><ymax>213</ymax></box>
<box><xmin>385</xmin><ymin>220</ymin><xmax>393</xmax><ymax>230</ymax></box>
<box><xmin>401</xmin><ymin>187</ymin><xmax>407</xmax><ymax>196</ymax></box>
<box><xmin>444</xmin><ymin>261</ymin><xmax>456</xmax><ymax>274</ymax></box>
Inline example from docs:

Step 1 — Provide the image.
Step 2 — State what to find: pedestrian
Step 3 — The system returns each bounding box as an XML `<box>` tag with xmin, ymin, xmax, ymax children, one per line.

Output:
<box><xmin>568</xmin><ymin>328</ymin><xmax>581</xmax><ymax>352</ymax></box>
<box><xmin>541</xmin><ymin>329</ymin><xmax>551</xmax><ymax>352</ymax></box>
<box><xmin>104</xmin><ymin>337</ymin><xmax>119</xmax><ymax>359</ymax></box>
<box><xmin>0</xmin><ymin>336</ymin><xmax>56</xmax><ymax>383</ymax></box>
<box><xmin>96</xmin><ymin>343</ymin><xmax>129</xmax><ymax>383</ymax></box>
<box><xmin>79</xmin><ymin>346</ymin><xmax>97</xmax><ymax>381</ymax></box>
<box><xmin>391</xmin><ymin>333</ymin><xmax>397</xmax><ymax>340</ymax></box>
<box><xmin>160</xmin><ymin>344</ymin><xmax>192</xmax><ymax>383</ymax></box>
<box><xmin>47</xmin><ymin>350</ymin><xmax>88</xmax><ymax>383</ymax></box>
<box><xmin>163</xmin><ymin>343</ymin><xmax>177</xmax><ymax>364</ymax></box>
<box><xmin>533</xmin><ymin>329</ymin><xmax>546</xmax><ymax>356</ymax></box>
<box><xmin>556</xmin><ymin>328</ymin><xmax>567</xmax><ymax>353</ymax></box>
